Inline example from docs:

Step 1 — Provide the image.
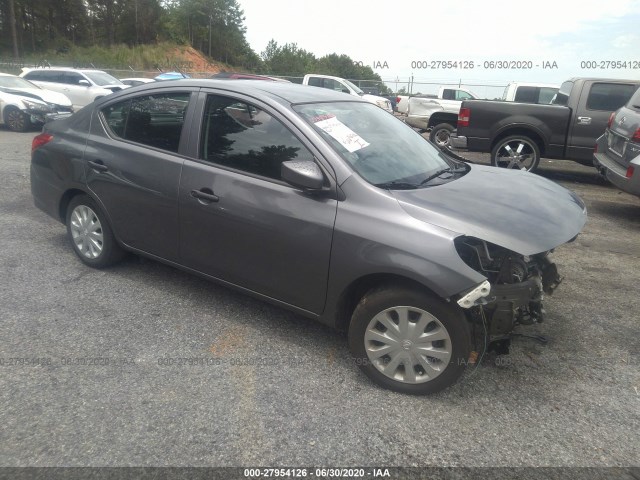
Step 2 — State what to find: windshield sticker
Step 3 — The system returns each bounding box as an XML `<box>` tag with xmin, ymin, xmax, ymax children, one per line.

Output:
<box><xmin>314</xmin><ymin>116</ymin><xmax>369</xmax><ymax>153</ymax></box>
<box><xmin>311</xmin><ymin>113</ymin><xmax>335</xmax><ymax>122</ymax></box>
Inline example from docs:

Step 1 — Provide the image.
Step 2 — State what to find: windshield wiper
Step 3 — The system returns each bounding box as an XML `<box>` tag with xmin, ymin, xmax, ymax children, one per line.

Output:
<box><xmin>374</xmin><ymin>181</ymin><xmax>419</xmax><ymax>190</ymax></box>
<box><xmin>419</xmin><ymin>166</ymin><xmax>467</xmax><ymax>185</ymax></box>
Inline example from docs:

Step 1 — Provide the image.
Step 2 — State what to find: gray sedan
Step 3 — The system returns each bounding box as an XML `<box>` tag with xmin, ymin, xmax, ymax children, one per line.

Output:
<box><xmin>30</xmin><ymin>80</ymin><xmax>587</xmax><ymax>394</ymax></box>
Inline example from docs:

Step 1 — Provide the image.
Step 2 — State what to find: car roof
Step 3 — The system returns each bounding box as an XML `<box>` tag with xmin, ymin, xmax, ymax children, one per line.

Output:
<box><xmin>564</xmin><ymin>77</ymin><xmax>640</xmax><ymax>84</ymax></box>
<box><xmin>111</xmin><ymin>78</ymin><xmax>365</xmax><ymax>106</ymax></box>
<box><xmin>211</xmin><ymin>72</ymin><xmax>289</xmax><ymax>82</ymax></box>
<box><xmin>22</xmin><ymin>67</ymin><xmax>108</xmax><ymax>74</ymax></box>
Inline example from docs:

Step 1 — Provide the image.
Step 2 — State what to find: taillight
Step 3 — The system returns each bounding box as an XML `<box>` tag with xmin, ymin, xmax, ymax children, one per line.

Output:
<box><xmin>627</xmin><ymin>166</ymin><xmax>635</xmax><ymax>178</ymax></box>
<box><xmin>396</xmin><ymin>96</ymin><xmax>401</xmax><ymax>104</ymax></box>
<box><xmin>632</xmin><ymin>128</ymin><xmax>640</xmax><ymax>143</ymax></box>
<box><xmin>32</xmin><ymin>133</ymin><xmax>53</xmax><ymax>153</ymax></box>
<box><xmin>607</xmin><ymin>112</ymin><xmax>615</xmax><ymax>129</ymax></box>
<box><xmin>458</xmin><ymin>108</ymin><xmax>470</xmax><ymax>127</ymax></box>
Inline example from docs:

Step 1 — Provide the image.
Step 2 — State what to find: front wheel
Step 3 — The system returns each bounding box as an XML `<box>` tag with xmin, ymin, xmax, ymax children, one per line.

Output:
<box><xmin>491</xmin><ymin>135</ymin><xmax>541</xmax><ymax>172</ymax></box>
<box><xmin>65</xmin><ymin>195</ymin><xmax>125</xmax><ymax>268</ymax></box>
<box><xmin>4</xmin><ymin>106</ymin><xmax>31</xmax><ymax>132</ymax></box>
<box><xmin>429</xmin><ymin>123</ymin><xmax>455</xmax><ymax>148</ymax></box>
<box><xmin>348</xmin><ymin>287</ymin><xmax>471</xmax><ymax>394</ymax></box>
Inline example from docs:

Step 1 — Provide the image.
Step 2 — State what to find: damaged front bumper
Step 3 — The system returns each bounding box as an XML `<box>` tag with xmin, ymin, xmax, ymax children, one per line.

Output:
<box><xmin>454</xmin><ymin>238</ymin><xmax>564</xmax><ymax>342</ymax></box>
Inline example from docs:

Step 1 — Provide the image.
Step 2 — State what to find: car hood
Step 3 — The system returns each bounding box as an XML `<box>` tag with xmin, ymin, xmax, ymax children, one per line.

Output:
<box><xmin>393</xmin><ymin>164</ymin><xmax>587</xmax><ymax>255</ymax></box>
<box><xmin>0</xmin><ymin>86</ymin><xmax>71</xmax><ymax>106</ymax></box>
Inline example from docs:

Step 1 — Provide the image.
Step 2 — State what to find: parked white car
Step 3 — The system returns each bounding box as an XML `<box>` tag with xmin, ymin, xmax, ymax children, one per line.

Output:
<box><xmin>20</xmin><ymin>67</ymin><xmax>129</xmax><ymax>110</ymax></box>
<box><xmin>0</xmin><ymin>73</ymin><xmax>73</xmax><ymax>131</ymax></box>
<box><xmin>302</xmin><ymin>74</ymin><xmax>393</xmax><ymax>113</ymax></box>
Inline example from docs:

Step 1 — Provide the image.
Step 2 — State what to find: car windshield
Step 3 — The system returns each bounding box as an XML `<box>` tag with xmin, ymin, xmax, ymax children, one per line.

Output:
<box><xmin>294</xmin><ymin>101</ymin><xmax>460</xmax><ymax>187</ymax></box>
<box><xmin>83</xmin><ymin>71</ymin><xmax>123</xmax><ymax>86</ymax></box>
<box><xmin>342</xmin><ymin>79</ymin><xmax>364</xmax><ymax>95</ymax></box>
<box><xmin>0</xmin><ymin>75</ymin><xmax>41</xmax><ymax>90</ymax></box>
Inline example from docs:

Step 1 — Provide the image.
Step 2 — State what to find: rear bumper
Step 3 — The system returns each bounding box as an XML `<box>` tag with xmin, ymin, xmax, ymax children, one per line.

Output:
<box><xmin>450</xmin><ymin>133</ymin><xmax>468</xmax><ymax>149</ymax></box>
<box><xmin>593</xmin><ymin>151</ymin><xmax>640</xmax><ymax>197</ymax></box>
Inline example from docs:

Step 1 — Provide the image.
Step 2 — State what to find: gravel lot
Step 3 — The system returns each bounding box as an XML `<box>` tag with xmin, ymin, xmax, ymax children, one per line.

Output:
<box><xmin>0</xmin><ymin>126</ymin><xmax>638</xmax><ymax>471</ymax></box>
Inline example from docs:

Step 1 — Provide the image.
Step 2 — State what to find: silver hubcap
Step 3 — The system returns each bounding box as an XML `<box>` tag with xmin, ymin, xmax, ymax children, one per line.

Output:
<box><xmin>496</xmin><ymin>140</ymin><xmax>536</xmax><ymax>170</ymax></box>
<box><xmin>70</xmin><ymin>205</ymin><xmax>104</xmax><ymax>259</ymax></box>
<box><xmin>434</xmin><ymin>129</ymin><xmax>450</xmax><ymax>147</ymax></box>
<box><xmin>364</xmin><ymin>306</ymin><xmax>452</xmax><ymax>384</ymax></box>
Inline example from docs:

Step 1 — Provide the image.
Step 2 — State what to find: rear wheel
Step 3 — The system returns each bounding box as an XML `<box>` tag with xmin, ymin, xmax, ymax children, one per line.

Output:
<box><xmin>4</xmin><ymin>106</ymin><xmax>31</xmax><ymax>132</ymax></box>
<box><xmin>429</xmin><ymin>123</ymin><xmax>455</xmax><ymax>148</ymax></box>
<box><xmin>348</xmin><ymin>286</ymin><xmax>471</xmax><ymax>394</ymax></box>
<box><xmin>65</xmin><ymin>195</ymin><xmax>125</xmax><ymax>268</ymax></box>
<box><xmin>491</xmin><ymin>135</ymin><xmax>541</xmax><ymax>172</ymax></box>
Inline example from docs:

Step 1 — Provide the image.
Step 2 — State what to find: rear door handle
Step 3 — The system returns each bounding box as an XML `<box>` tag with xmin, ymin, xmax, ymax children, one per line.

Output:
<box><xmin>577</xmin><ymin>116</ymin><xmax>592</xmax><ymax>125</ymax></box>
<box><xmin>88</xmin><ymin>160</ymin><xmax>108</xmax><ymax>172</ymax></box>
<box><xmin>190</xmin><ymin>188</ymin><xmax>219</xmax><ymax>203</ymax></box>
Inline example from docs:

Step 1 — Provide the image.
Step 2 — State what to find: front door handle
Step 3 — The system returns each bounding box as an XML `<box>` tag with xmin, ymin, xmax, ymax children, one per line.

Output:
<box><xmin>190</xmin><ymin>188</ymin><xmax>219</xmax><ymax>203</ymax></box>
<box><xmin>577</xmin><ymin>116</ymin><xmax>592</xmax><ymax>125</ymax></box>
<box><xmin>88</xmin><ymin>160</ymin><xmax>108</xmax><ymax>172</ymax></box>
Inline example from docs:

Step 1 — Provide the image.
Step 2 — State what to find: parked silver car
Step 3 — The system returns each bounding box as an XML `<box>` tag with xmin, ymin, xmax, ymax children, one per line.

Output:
<box><xmin>30</xmin><ymin>80</ymin><xmax>587</xmax><ymax>394</ymax></box>
<box><xmin>594</xmin><ymin>88</ymin><xmax>640</xmax><ymax>197</ymax></box>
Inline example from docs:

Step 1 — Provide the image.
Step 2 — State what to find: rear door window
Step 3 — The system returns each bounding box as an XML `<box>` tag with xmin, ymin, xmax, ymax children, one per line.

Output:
<box><xmin>514</xmin><ymin>87</ymin><xmax>538</xmax><ymax>103</ymax></box>
<box><xmin>586</xmin><ymin>83</ymin><xmax>637</xmax><ymax>111</ymax></box>
<box><xmin>101</xmin><ymin>92</ymin><xmax>191</xmax><ymax>153</ymax></box>
<box><xmin>25</xmin><ymin>70</ymin><xmax>63</xmax><ymax>83</ymax></box>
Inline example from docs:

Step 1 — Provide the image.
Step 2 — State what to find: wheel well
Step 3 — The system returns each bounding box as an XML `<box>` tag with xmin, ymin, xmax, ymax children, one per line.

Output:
<box><xmin>428</xmin><ymin>114</ymin><xmax>457</xmax><ymax>128</ymax></box>
<box><xmin>492</xmin><ymin>128</ymin><xmax>545</xmax><ymax>155</ymax></box>
<box><xmin>58</xmin><ymin>188</ymin><xmax>86</xmax><ymax>222</ymax></box>
<box><xmin>334</xmin><ymin>274</ymin><xmax>441</xmax><ymax>333</ymax></box>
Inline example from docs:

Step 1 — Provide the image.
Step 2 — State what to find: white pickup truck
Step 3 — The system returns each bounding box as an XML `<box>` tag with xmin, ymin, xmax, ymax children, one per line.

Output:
<box><xmin>400</xmin><ymin>87</ymin><xmax>479</xmax><ymax>147</ymax></box>
<box><xmin>501</xmin><ymin>82</ymin><xmax>559</xmax><ymax>103</ymax></box>
<box><xmin>302</xmin><ymin>74</ymin><xmax>393</xmax><ymax>113</ymax></box>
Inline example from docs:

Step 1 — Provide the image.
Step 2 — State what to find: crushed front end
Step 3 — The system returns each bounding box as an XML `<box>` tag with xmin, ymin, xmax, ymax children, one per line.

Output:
<box><xmin>454</xmin><ymin>236</ymin><xmax>565</xmax><ymax>353</ymax></box>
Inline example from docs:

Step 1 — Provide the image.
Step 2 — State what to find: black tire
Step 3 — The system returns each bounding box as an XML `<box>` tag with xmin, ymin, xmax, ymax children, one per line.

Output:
<box><xmin>4</xmin><ymin>106</ymin><xmax>31</xmax><ymax>132</ymax></box>
<box><xmin>65</xmin><ymin>194</ymin><xmax>125</xmax><ymax>268</ymax></box>
<box><xmin>348</xmin><ymin>286</ymin><xmax>471</xmax><ymax>395</ymax></box>
<box><xmin>429</xmin><ymin>123</ymin><xmax>455</xmax><ymax>148</ymax></box>
<box><xmin>491</xmin><ymin>135</ymin><xmax>541</xmax><ymax>172</ymax></box>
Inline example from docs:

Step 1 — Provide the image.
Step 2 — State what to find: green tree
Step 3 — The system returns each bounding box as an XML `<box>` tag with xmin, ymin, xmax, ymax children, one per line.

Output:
<box><xmin>260</xmin><ymin>40</ymin><xmax>315</xmax><ymax>76</ymax></box>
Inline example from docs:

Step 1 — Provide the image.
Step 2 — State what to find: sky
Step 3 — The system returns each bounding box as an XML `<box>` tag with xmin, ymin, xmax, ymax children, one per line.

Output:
<box><xmin>236</xmin><ymin>0</ymin><xmax>640</xmax><ymax>97</ymax></box>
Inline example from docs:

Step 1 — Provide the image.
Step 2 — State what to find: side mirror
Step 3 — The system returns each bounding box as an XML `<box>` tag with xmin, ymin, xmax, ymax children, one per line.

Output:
<box><xmin>281</xmin><ymin>160</ymin><xmax>325</xmax><ymax>190</ymax></box>
<box><xmin>78</xmin><ymin>79</ymin><xmax>90</xmax><ymax>87</ymax></box>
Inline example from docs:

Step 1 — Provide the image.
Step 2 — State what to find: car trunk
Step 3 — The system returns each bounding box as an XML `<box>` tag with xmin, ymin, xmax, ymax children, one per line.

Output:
<box><xmin>605</xmin><ymin>106</ymin><xmax>640</xmax><ymax>169</ymax></box>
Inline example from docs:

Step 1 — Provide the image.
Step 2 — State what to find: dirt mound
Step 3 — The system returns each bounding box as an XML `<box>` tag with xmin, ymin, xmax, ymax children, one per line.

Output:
<box><xmin>170</xmin><ymin>46</ymin><xmax>223</xmax><ymax>74</ymax></box>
